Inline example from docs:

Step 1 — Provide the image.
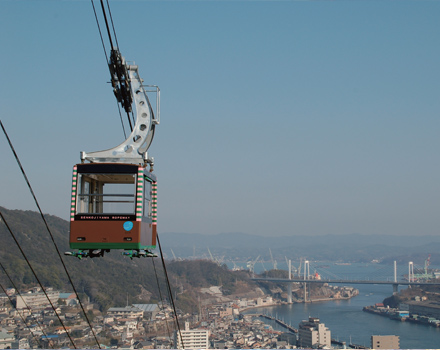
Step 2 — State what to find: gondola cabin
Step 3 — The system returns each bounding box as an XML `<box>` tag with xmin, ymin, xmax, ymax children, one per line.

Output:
<box><xmin>69</xmin><ymin>163</ymin><xmax>157</xmax><ymax>256</ymax></box>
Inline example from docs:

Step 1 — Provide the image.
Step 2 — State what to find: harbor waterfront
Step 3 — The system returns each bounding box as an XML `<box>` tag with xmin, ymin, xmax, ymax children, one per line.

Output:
<box><xmin>244</xmin><ymin>284</ymin><xmax>440</xmax><ymax>348</ymax></box>
<box><xmin>242</xmin><ymin>264</ymin><xmax>440</xmax><ymax>349</ymax></box>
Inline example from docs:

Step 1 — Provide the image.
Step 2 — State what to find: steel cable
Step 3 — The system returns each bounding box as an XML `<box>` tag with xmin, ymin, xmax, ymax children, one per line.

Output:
<box><xmin>156</xmin><ymin>233</ymin><xmax>185</xmax><ymax>349</ymax></box>
<box><xmin>151</xmin><ymin>258</ymin><xmax>172</xmax><ymax>341</ymax></box>
<box><xmin>0</xmin><ymin>261</ymin><xmax>52</xmax><ymax>348</ymax></box>
<box><xmin>106</xmin><ymin>0</ymin><xmax>120</xmax><ymax>50</ymax></box>
<box><xmin>91</xmin><ymin>0</ymin><xmax>109</xmax><ymax>63</ymax></box>
<box><xmin>1</xmin><ymin>120</ymin><xmax>101</xmax><ymax>349</ymax></box>
<box><xmin>0</xmin><ymin>210</ymin><xmax>77</xmax><ymax>348</ymax></box>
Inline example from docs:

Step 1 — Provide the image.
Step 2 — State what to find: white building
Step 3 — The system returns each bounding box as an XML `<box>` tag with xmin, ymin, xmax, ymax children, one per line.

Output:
<box><xmin>107</xmin><ymin>306</ymin><xmax>143</xmax><ymax>319</ymax></box>
<box><xmin>298</xmin><ymin>317</ymin><xmax>331</xmax><ymax>349</ymax></box>
<box><xmin>174</xmin><ymin>322</ymin><xmax>210</xmax><ymax>349</ymax></box>
<box><xmin>14</xmin><ymin>291</ymin><xmax>60</xmax><ymax>310</ymax></box>
<box><xmin>0</xmin><ymin>329</ymin><xmax>14</xmax><ymax>349</ymax></box>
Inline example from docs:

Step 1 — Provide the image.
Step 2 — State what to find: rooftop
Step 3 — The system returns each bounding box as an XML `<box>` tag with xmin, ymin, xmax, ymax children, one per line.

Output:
<box><xmin>132</xmin><ymin>304</ymin><xmax>158</xmax><ymax>312</ymax></box>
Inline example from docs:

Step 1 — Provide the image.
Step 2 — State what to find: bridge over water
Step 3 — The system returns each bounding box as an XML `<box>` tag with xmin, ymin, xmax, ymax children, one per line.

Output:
<box><xmin>252</xmin><ymin>277</ymin><xmax>440</xmax><ymax>287</ymax></box>
<box><xmin>251</xmin><ymin>260</ymin><xmax>440</xmax><ymax>302</ymax></box>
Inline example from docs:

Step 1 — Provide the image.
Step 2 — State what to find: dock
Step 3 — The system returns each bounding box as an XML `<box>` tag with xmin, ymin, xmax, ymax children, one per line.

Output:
<box><xmin>258</xmin><ymin>314</ymin><xmax>298</xmax><ymax>333</ymax></box>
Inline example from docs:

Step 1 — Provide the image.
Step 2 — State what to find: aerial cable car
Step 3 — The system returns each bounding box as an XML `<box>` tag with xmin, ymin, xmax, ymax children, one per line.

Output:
<box><xmin>66</xmin><ymin>50</ymin><xmax>160</xmax><ymax>259</ymax></box>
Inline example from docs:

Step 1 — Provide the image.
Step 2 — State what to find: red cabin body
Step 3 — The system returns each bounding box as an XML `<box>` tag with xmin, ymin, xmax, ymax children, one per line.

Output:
<box><xmin>69</xmin><ymin>163</ymin><xmax>157</xmax><ymax>251</ymax></box>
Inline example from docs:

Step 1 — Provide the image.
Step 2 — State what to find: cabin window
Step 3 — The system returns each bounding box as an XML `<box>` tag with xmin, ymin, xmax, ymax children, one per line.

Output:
<box><xmin>143</xmin><ymin>179</ymin><xmax>152</xmax><ymax>218</ymax></box>
<box><xmin>76</xmin><ymin>173</ymin><xmax>136</xmax><ymax>214</ymax></box>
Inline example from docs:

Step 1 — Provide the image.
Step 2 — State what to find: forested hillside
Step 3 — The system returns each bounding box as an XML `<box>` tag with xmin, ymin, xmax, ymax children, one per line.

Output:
<box><xmin>0</xmin><ymin>207</ymin><xmax>256</xmax><ymax>312</ymax></box>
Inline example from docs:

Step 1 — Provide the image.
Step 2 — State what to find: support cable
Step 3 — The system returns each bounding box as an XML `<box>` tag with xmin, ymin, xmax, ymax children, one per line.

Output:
<box><xmin>0</xmin><ymin>279</ymin><xmax>47</xmax><ymax>349</ymax></box>
<box><xmin>93</xmin><ymin>0</ymin><xmax>134</xmax><ymax>133</ymax></box>
<box><xmin>0</xmin><ymin>121</ymin><xmax>101</xmax><ymax>349</ymax></box>
<box><xmin>0</xmin><ymin>210</ymin><xmax>77</xmax><ymax>349</ymax></box>
<box><xmin>100</xmin><ymin>0</ymin><xmax>133</xmax><ymax>134</ymax></box>
<box><xmin>156</xmin><ymin>233</ymin><xmax>185</xmax><ymax>349</ymax></box>
<box><xmin>99</xmin><ymin>0</ymin><xmax>115</xmax><ymax>50</ymax></box>
<box><xmin>91</xmin><ymin>0</ymin><xmax>109</xmax><ymax>63</ymax></box>
<box><xmin>91</xmin><ymin>0</ymin><xmax>127</xmax><ymax>138</ymax></box>
<box><xmin>117</xmin><ymin>102</ymin><xmax>127</xmax><ymax>139</ymax></box>
<box><xmin>126</xmin><ymin>110</ymin><xmax>134</xmax><ymax>133</ymax></box>
<box><xmin>151</xmin><ymin>258</ymin><xmax>172</xmax><ymax>340</ymax></box>
<box><xmin>106</xmin><ymin>0</ymin><xmax>120</xmax><ymax>50</ymax></box>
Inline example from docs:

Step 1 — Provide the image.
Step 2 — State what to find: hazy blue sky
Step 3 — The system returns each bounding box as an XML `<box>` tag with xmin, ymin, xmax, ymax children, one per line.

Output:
<box><xmin>1</xmin><ymin>0</ymin><xmax>439</xmax><ymax>237</ymax></box>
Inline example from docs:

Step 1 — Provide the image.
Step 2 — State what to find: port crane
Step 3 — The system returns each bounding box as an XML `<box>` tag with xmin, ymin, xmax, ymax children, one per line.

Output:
<box><xmin>66</xmin><ymin>1</ymin><xmax>160</xmax><ymax>259</ymax></box>
<box><xmin>260</xmin><ymin>258</ymin><xmax>267</xmax><ymax>272</ymax></box>
<box><xmin>247</xmin><ymin>255</ymin><xmax>261</xmax><ymax>276</ymax></box>
<box><xmin>170</xmin><ymin>249</ymin><xmax>178</xmax><ymax>261</ymax></box>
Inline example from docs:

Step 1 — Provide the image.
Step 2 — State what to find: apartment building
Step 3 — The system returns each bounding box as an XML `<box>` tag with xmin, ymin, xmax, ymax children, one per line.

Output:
<box><xmin>371</xmin><ymin>335</ymin><xmax>400</xmax><ymax>349</ymax></box>
<box><xmin>14</xmin><ymin>291</ymin><xmax>60</xmax><ymax>310</ymax></box>
<box><xmin>107</xmin><ymin>306</ymin><xmax>144</xmax><ymax>319</ymax></box>
<box><xmin>298</xmin><ymin>317</ymin><xmax>331</xmax><ymax>348</ymax></box>
<box><xmin>174</xmin><ymin>322</ymin><xmax>210</xmax><ymax>349</ymax></box>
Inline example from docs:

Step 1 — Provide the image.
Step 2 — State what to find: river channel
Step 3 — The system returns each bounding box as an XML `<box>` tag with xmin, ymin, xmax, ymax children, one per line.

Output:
<box><xmin>241</xmin><ymin>263</ymin><xmax>440</xmax><ymax>348</ymax></box>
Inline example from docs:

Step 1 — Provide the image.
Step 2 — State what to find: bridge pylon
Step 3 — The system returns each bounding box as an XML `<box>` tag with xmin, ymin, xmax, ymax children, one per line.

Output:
<box><xmin>287</xmin><ymin>259</ymin><xmax>293</xmax><ymax>303</ymax></box>
<box><xmin>287</xmin><ymin>283</ymin><xmax>293</xmax><ymax>303</ymax></box>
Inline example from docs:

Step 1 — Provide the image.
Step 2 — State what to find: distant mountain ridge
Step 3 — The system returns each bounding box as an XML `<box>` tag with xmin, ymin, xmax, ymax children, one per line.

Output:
<box><xmin>160</xmin><ymin>231</ymin><xmax>440</xmax><ymax>264</ymax></box>
<box><xmin>162</xmin><ymin>231</ymin><xmax>440</xmax><ymax>248</ymax></box>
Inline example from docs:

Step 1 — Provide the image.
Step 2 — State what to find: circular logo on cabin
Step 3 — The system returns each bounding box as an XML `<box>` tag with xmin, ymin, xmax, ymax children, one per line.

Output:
<box><xmin>123</xmin><ymin>221</ymin><xmax>134</xmax><ymax>231</ymax></box>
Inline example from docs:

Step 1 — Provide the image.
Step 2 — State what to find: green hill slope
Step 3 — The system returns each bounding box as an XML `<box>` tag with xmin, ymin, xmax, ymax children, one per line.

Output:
<box><xmin>0</xmin><ymin>207</ymin><xmax>254</xmax><ymax>312</ymax></box>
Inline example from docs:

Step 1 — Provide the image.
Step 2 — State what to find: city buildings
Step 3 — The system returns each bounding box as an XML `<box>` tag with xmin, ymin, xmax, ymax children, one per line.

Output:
<box><xmin>297</xmin><ymin>317</ymin><xmax>331</xmax><ymax>349</ymax></box>
<box><xmin>1</xmin><ymin>283</ymin><xmax>413</xmax><ymax>349</ymax></box>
